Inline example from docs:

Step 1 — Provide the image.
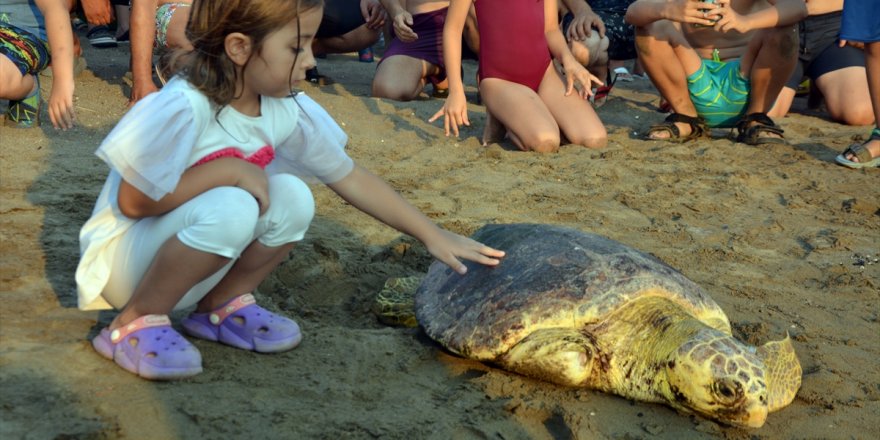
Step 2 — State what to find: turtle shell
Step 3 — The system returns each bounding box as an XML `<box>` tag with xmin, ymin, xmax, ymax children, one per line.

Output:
<box><xmin>414</xmin><ymin>224</ymin><xmax>730</xmax><ymax>360</ymax></box>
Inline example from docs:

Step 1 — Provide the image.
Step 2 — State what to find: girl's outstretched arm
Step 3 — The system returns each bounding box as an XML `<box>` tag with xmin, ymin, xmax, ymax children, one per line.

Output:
<box><xmin>118</xmin><ymin>157</ymin><xmax>270</xmax><ymax>219</ymax></box>
<box><xmin>428</xmin><ymin>0</ymin><xmax>471</xmax><ymax>137</ymax></box>
<box><xmin>37</xmin><ymin>0</ymin><xmax>76</xmax><ymax>129</ymax></box>
<box><xmin>327</xmin><ymin>165</ymin><xmax>505</xmax><ymax>274</ymax></box>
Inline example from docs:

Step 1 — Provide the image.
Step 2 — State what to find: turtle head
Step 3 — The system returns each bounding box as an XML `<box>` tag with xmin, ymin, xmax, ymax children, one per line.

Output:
<box><xmin>663</xmin><ymin>331</ymin><xmax>776</xmax><ymax>428</ymax></box>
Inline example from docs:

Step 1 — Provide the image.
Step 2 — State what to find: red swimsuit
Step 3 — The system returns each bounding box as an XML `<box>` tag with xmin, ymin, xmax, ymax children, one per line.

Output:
<box><xmin>475</xmin><ymin>0</ymin><xmax>552</xmax><ymax>92</ymax></box>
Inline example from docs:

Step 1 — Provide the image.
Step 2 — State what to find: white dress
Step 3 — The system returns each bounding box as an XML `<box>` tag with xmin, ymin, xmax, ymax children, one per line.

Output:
<box><xmin>76</xmin><ymin>77</ymin><xmax>354</xmax><ymax>311</ymax></box>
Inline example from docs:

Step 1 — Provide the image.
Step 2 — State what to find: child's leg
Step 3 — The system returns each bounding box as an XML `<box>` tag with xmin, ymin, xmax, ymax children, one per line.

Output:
<box><xmin>372</xmin><ymin>55</ymin><xmax>441</xmax><ymax>101</ymax></box>
<box><xmin>0</xmin><ymin>55</ymin><xmax>35</xmax><ymax>100</ymax></box>
<box><xmin>479</xmin><ymin>76</ymin><xmax>560</xmax><ymax>152</ymax></box>
<box><xmin>739</xmin><ymin>26</ymin><xmax>799</xmax><ymax>116</ymax></box>
<box><xmin>104</xmin><ymin>186</ymin><xmax>263</xmax><ymax>329</ymax></box>
<box><xmin>537</xmin><ymin>64</ymin><xmax>607</xmax><ymax>149</ymax></box>
<box><xmin>634</xmin><ymin>20</ymin><xmax>703</xmax><ymax>138</ymax></box>
<box><xmin>195</xmin><ymin>174</ymin><xmax>315</xmax><ymax>312</ymax></box>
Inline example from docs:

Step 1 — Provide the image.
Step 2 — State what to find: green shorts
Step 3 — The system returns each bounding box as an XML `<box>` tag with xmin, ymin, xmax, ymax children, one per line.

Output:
<box><xmin>687</xmin><ymin>58</ymin><xmax>750</xmax><ymax>128</ymax></box>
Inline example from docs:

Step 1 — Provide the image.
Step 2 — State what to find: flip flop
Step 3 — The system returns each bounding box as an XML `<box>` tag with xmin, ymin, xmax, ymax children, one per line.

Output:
<box><xmin>182</xmin><ymin>293</ymin><xmax>302</xmax><ymax>353</ymax></box>
<box><xmin>92</xmin><ymin>314</ymin><xmax>203</xmax><ymax>380</ymax></box>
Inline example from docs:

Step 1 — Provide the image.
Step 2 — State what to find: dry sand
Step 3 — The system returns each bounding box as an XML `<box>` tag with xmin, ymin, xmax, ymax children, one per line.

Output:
<box><xmin>1</xmin><ymin>37</ymin><xmax>878</xmax><ymax>440</ymax></box>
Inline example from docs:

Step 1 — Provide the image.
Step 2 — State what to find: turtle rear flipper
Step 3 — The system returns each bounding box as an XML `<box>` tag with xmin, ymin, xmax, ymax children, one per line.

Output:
<box><xmin>756</xmin><ymin>334</ymin><xmax>802</xmax><ymax>412</ymax></box>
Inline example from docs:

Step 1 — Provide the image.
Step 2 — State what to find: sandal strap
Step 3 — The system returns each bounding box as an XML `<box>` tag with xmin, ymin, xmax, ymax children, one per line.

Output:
<box><xmin>871</xmin><ymin>127</ymin><xmax>880</xmax><ymax>140</ymax></box>
<box><xmin>208</xmin><ymin>293</ymin><xmax>256</xmax><ymax>325</ymax></box>
<box><xmin>110</xmin><ymin>314</ymin><xmax>171</xmax><ymax>343</ymax></box>
<box><xmin>843</xmin><ymin>143</ymin><xmax>874</xmax><ymax>163</ymax></box>
<box><xmin>736</xmin><ymin>112</ymin><xmax>784</xmax><ymax>135</ymax></box>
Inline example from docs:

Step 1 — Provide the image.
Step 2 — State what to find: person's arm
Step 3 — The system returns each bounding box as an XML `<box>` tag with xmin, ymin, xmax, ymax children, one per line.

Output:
<box><xmin>129</xmin><ymin>0</ymin><xmax>159</xmax><ymax>105</ymax></box>
<box><xmin>545</xmin><ymin>0</ymin><xmax>601</xmax><ymax>98</ymax></box>
<box><xmin>327</xmin><ymin>165</ymin><xmax>505</xmax><ymax>274</ymax></box>
<box><xmin>37</xmin><ymin>0</ymin><xmax>76</xmax><ymax>129</ymax></box>
<box><xmin>711</xmin><ymin>0</ymin><xmax>807</xmax><ymax>33</ymax></box>
<box><xmin>427</xmin><ymin>0</ymin><xmax>470</xmax><ymax>136</ymax></box>
<box><xmin>118</xmin><ymin>157</ymin><xmax>270</xmax><ymax>218</ymax></box>
<box><xmin>625</xmin><ymin>0</ymin><xmax>720</xmax><ymax>27</ymax></box>
<box><xmin>380</xmin><ymin>0</ymin><xmax>417</xmax><ymax>42</ymax></box>
<box><xmin>804</xmin><ymin>0</ymin><xmax>842</xmax><ymax>16</ymax></box>
<box><xmin>560</xmin><ymin>0</ymin><xmax>605</xmax><ymax>40</ymax></box>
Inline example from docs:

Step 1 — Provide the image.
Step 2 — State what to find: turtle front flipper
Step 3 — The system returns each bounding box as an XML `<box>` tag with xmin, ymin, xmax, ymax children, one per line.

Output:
<box><xmin>498</xmin><ymin>328</ymin><xmax>597</xmax><ymax>387</ymax></box>
<box><xmin>372</xmin><ymin>276</ymin><xmax>425</xmax><ymax>328</ymax></box>
<box><xmin>756</xmin><ymin>334</ymin><xmax>802</xmax><ymax>412</ymax></box>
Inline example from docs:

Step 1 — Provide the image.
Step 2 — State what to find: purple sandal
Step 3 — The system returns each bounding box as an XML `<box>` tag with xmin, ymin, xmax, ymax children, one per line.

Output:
<box><xmin>181</xmin><ymin>293</ymin><xmax>302</xmax><ymax>353</ymax></box>
<box><xmin>92</xmin><ymin>315</ymin><xmax>203</xmax><ymax>380</ymax></box>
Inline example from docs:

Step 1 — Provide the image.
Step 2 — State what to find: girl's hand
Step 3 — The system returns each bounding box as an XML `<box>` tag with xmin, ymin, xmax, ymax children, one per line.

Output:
<box><xmin>47</xmin><ymin>80</ymin><xmax>76</xmax><ymax>130</ymax></box>
<box><xmin>232</xmin><ymin>160</ymin><xmax>270</xmax><ymax>215</ymax></box>
<box><xmin>428</xmin><ymin>91</ymin><xmax>470</xmax><ymax>137</ymax></box>
<box><xmin>712</xmin><ymin>0</ymin><xmax>750</xmax><ymax>33</ymax></box>
<box><xmin>562</xmin><ymin>58</ymin><xmax>603</xmax><ymax>100</ymax></box>
<box><xmin>392</xmin><ymin>11</ymin><xmax>418</xmax><ymax>43</ymax></box>
<box><xmin>361</xmin><ymin>0</ymin><xmax>386</xmax><ymax>30</ymax></box>
<box><xmin>425</xmin><ymin>228</ymin><xmax>505</xmax><ymax>275</ymax></box>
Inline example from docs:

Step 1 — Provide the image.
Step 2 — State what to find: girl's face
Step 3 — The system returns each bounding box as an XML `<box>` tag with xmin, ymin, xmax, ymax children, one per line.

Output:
<box><xmin>244</xmin><ymin>6</ymin><xmax>322</xmax><ymax>99</ymax></box>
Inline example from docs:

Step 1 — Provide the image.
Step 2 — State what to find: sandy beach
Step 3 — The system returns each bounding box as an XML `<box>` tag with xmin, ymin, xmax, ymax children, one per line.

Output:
<box><xmin>1</xmin><ymin>34</ymin><xmax>878</xmax><ymax>439</ymax></box>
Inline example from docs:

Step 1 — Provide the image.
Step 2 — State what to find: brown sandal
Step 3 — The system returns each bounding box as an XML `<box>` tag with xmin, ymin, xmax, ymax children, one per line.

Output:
<box><xmin>646</xmin><ymin>113</ymin><xmax>708</xmax><ymax>143</ymax></box>
<box><xmin>735</xmin><ymin>113</ymin><xmax>785</xmax><ymax>146</ymax></box>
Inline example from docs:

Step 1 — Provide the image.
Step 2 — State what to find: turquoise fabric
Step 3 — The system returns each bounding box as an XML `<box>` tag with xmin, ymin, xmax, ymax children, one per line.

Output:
<box><xmin>687</xmin><ymin>58</ymin><xmax>750</xmax><ymax>128</ymax></box>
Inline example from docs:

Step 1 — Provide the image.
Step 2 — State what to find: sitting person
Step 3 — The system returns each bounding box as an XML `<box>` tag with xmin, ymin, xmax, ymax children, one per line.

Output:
<box><xmin>308</xmin><ymin>0</ymin><xmax>386</xmax><ymax>85</ymax></box>
<box><xmin>559</xmin><ymin>0</ymin><xmax>611</xmax><ymax>104</ymax></box>
<box><xmin>625</xmin><ymin>0</ymin><xmax>807</xmax><ymax>144</ymax></box>
<box><xmin>371</xmin><ymin>0</ymin><xmax>478</xmax><ymax>101</ymax></box>
<box><xmin>128</xmin><ymin>0</ymin><xmax>192</xmax><ymax>104</ymax></box>
<box><xmin>768</xmin><ymin>0</ymin><xmax>872</xmax><ymax>126</ymax></box>
<box><xmin>835</xmin><ymin>0</ymin><xmax>879</xmax><ymax>168</ymax></box>
<box><xmin>1</xmin><ymin>0</ymin><xmax>77</xmax><ymax>129</ymax></box>
<box><xmin>431</xmin><ymin>0</ymin><xmax>607</xmax><ymax>152</ymax></box>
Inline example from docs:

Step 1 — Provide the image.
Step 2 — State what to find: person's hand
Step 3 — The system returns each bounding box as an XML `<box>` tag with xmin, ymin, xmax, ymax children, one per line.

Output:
<box><xmin>360</xmin><ymin>0</ymin><xmax>386</xmax><ymax>30</ymax></box>
<box><xmin>712</xmin><ymin>0</ymin><xmax>751</xmax><ymax>33</ymax></box>
<box><xmin>424</xmin><ymin>228</ymin><xmax>505</xmax><ymax>275</ymax></box>
<box><xmin>391</xmin><ymin>11</ymin><xmax>418</xmax><ymax>42</ymax></box>
<box><xmin>80</xmin><ymin>0</ymin><xmax>113</xmax><ymax>25</ymax></box>
<box><xmin>663</xmin><ymin>0</ymin><xmax>720</xmax><ymax>26</ymax></box>
<box><xmin>47</xmin><ymin>80</ymin><xmax>76</xmax><ymax>130</ymax></box>
<box><xmin>232</xmin><ymin>160</ymin><xmax>270</xmax><ymax>215</ymax></box>
<box><xmin>567</xmin><ymin>10</ymin><xmax>605</xmax><ymax>41</ymax></box>
<box><xmin>561</xmin><ymin>58</ymin><xmax>603</xmax><ymax>100</ymax></box>
<box><xmin>129</xmin><ymin>79</ymin><xmax>159</xmax><ymax>106</ymax></box>
<box><xmin>839</xmin><ymin>39</ymin><xmax>865</xmax><ymax>49</ymax></box>
<box><xmin>428</xmin><ymin>91</ymin><xmax>470</xmax><ymax>137</ymax></box>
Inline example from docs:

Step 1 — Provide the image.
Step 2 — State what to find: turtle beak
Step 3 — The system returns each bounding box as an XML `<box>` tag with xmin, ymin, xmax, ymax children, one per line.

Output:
<box><xmin>737</xmin><ymin>404</ymin><xmax>768</xmax><ymax>428</ymax></box>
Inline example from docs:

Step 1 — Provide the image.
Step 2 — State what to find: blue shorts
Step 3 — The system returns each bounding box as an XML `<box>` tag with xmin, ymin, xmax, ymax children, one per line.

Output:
<box><xmin>840</xmin><ymin>1</ymin><xmax>880</xmax><ymax>43</ymax></box>
<box><xmin>687</xmin><ymin>58</ymin><xmax>749</xmax><ymax>128</ymax></box>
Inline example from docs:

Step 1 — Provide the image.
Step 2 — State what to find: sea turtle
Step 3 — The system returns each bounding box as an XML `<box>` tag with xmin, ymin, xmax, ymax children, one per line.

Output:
<box><xmin>373</xmin><ymin>223</ymin><xmax>801</xmax><ymax>428</ymax></box>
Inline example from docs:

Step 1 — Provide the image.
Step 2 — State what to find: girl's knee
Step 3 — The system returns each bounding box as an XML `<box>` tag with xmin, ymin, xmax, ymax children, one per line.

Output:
<box><xmin>260</xmin><ymin>174</ymin><xmax>315</xmax><ymax>245</ymax></box>
<box><xmin>523</xmin><ymin>133</ymin><xmax>561</xmax><ymax>153</ymax></box>
<box><xmin>181</xmin><ymin>187</ymin><xmax>260</xmax><ymax>254</ymax></box>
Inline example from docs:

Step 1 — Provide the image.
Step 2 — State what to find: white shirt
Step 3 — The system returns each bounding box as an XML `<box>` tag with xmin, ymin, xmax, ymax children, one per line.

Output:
<box><xmin>76</xmin><ymin>78</ymin><xmax>353</xmax><ymax>310</ymax></box>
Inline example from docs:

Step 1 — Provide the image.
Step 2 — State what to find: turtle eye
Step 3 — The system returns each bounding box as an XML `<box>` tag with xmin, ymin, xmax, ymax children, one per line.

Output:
<box><xmin>713</xmin><ymin>379</ymin><xmax>742</xmax><ymax>404</ymax></box>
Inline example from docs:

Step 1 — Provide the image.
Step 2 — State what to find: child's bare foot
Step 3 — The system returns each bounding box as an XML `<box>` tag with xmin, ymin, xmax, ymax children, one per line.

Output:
<box><xmin>482</xmin><ymin>111</ymin><xmax>506</xmax><ymax>146</ymax></box>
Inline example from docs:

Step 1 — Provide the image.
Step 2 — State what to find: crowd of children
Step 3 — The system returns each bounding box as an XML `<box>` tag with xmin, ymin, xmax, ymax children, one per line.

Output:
<box><xmin>0</xmin><ymin>0</ymin><xmax>876</xmax><ymax>380</ymax></box>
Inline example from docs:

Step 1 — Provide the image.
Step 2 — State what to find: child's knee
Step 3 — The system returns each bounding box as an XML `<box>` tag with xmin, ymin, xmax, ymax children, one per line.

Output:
<box><xmin>259</xmin><ymin>174</ymin><xmax>315</xmax><ymax>246</ymax></box>
<box><xmin>523</xmin><ymin>133</ymin><xmax>561</xmax><ymax>153</ymax></box>
<box><xmin>180</xmin><ymin>187</ymin><xmax>260</xmax><ymax>255</ymax></box>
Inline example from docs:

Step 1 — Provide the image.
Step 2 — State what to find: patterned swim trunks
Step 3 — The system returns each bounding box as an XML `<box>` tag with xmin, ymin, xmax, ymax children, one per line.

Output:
<box><xmin>0</xmin><ymin>23</ymin><xmax>50</xmax><ymax>76</ymax></box>
<box><xmin>155</xmin><ymin>2</ymin><xmax>190</xmax><ymax>48</ymax></box>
